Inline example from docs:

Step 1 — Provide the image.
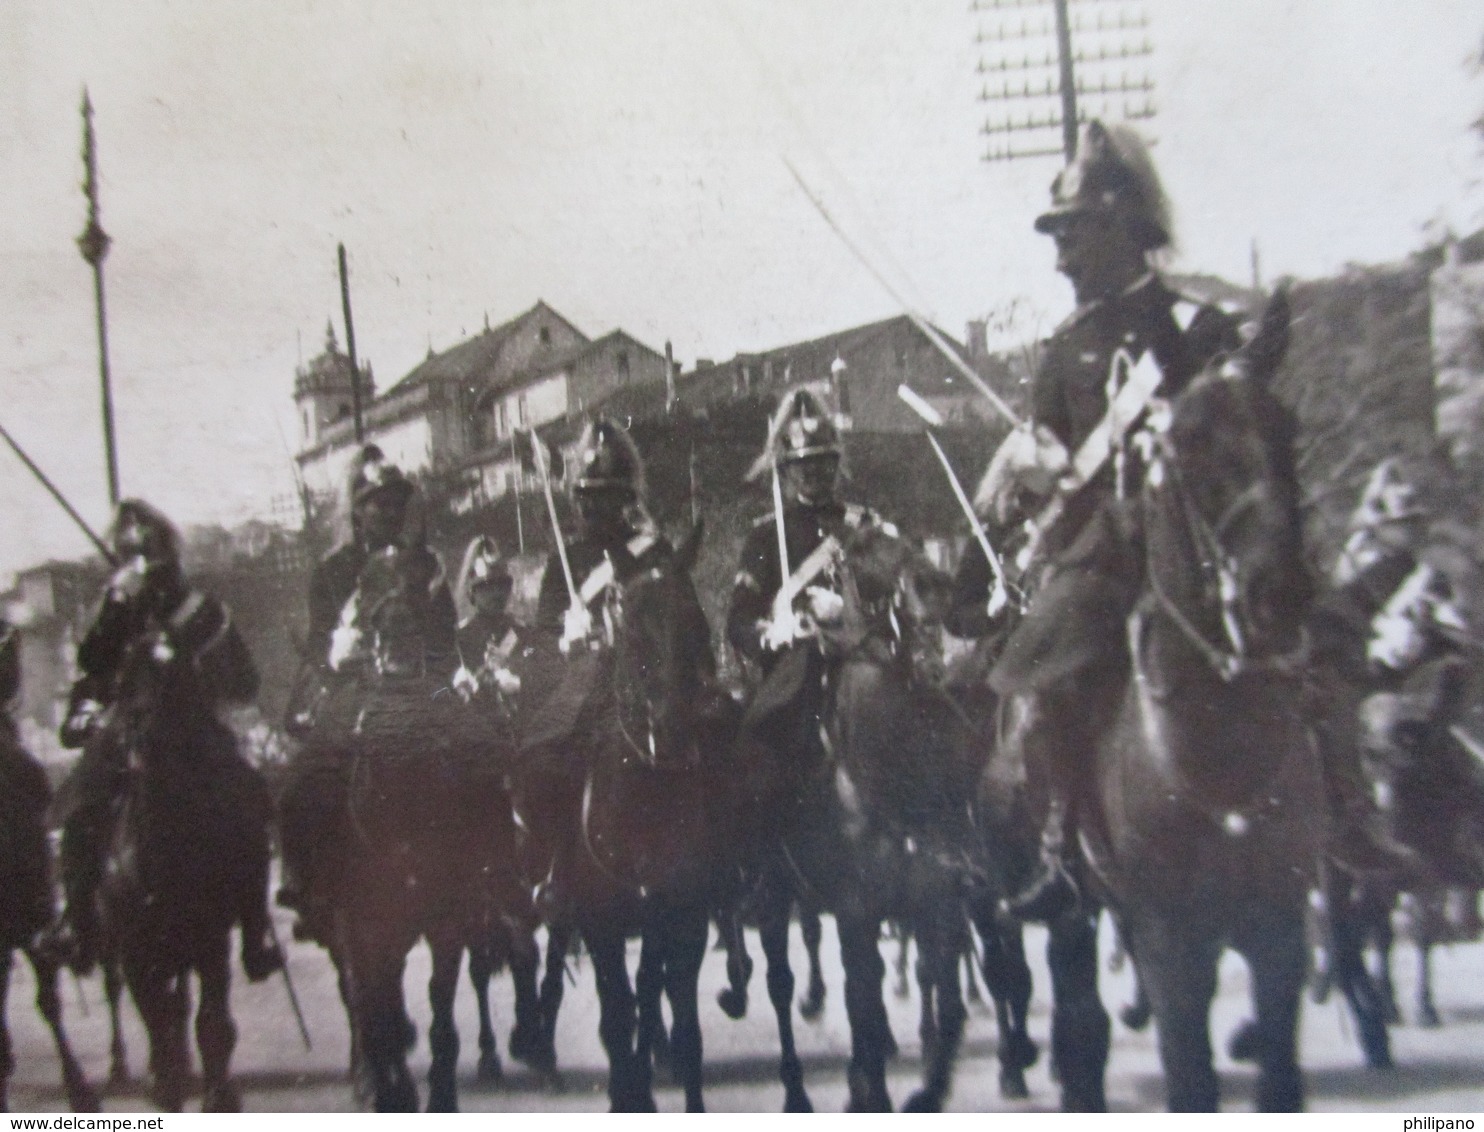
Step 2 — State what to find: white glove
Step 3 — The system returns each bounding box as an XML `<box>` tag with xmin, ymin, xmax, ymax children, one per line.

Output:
<box><xmin>805</xmin><ymin>586</ymin><xmax>845</xmax><ymax>625</ymax></box>
<box><xmin>328</xmin><ymin>621</ymin><xmax>365</xmax><ymax>672</ymax></box>
<box><xmin>109</xmin><ymin>556</ymin><xmax>152</xmax><ymax>603</ymax></box>
<box><xmin>760</xmin><ymin>609</ymin><xmax>808</xmax><ymax>652</ymax></box>
<box><xmin>493</xmin><ymin>667</ymin><xmax>522</xmax><ymax>695</ymax></box>
<box><xmin>452</xmin><ymin>664</ymin><xmax>479</xmax><ymax>702</ymax></box>
<box><xmin>561</xmin><ymin>604</ymin><xmax>594</xmax><ymax>651</ymax></box>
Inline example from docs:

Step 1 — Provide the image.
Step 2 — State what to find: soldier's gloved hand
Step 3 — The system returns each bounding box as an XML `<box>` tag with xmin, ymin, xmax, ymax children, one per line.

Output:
<box><xmin>561</xmin><ymin>604</ymin><xmax>594</xmax><ymax>652</ymax></box>
<box><xmin>492</xmin><ymin>667</ymin><xmax>521</xmax><ymax>696</ymax></box>
<box><xmin>452</xmin><ymin>664</ymin><xmax>479</xmax><ymax>703</ymax></box>
<box><xmin>328</xmin><ymin>621</ymin><xmax>365</xmax><ymax>672</ymax></box>
<box><xmin>805</xmin><ymin>586</ymin><xmax>845</xmax><ymax>625</ymax></box>
<box><xmin>760</xmin><ymin>610</ymin><xmax>806</xmax><ymax>652</ymax></box>
<box><xmin>109</xmin><ymin>556</ymin><xmax>152</xmax><ymax>603</ymax></box>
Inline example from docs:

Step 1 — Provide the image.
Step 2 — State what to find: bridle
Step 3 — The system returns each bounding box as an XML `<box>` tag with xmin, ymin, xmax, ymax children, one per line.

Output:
<box><xmin>1140</xmin><ymin>424</ymin><xmax>1308</xmax><ymax>683</ymax></box>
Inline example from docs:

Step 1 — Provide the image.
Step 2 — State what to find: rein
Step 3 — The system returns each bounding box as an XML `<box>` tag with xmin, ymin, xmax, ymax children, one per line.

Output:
<box><xmin>1142</xmin><ymin>433</ymin><xmax>1309</xmax><ymax>683</ymax></box>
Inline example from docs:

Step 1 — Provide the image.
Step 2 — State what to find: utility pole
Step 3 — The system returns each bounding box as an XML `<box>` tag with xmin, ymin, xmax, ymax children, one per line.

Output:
<box><xmin>972</xmin><ymin>0</ymin><xmax>1156</xmax><ymax>163</ymax></box>
<box><xmin>77</xmin><ymin>89</ymin><xmax>120</xmax><ymax>507</ymax></box>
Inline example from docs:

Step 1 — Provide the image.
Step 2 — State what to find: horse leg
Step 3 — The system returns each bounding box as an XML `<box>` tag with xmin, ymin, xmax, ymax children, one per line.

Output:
<box><xmin>971</xmin><ymin>907</ymin><xmax>1037</xmax><ymax>1100</ymax></box>
<box><xmin>586</xmin><ymin>927</ymin><xmax>653</xmax><ymax>1112</ymax></box>
<box><xmin>798</xmin><ymin>903</ymin><xmax>827</xmax><ymax>1021</ymax></box>
<box><xmin>1132</xmin><ymin>921</ymin><xmax>1219</xmax><ymax>1112</ymax></box>
<box><xmin>714</xmin><ymin>906</ymin><xmax>753</xmax><ymax>1020</ymax></box>
<box><xmin>1</xmin><ymin>950</ymin><xmax>12</xmax><ymax>1112</ymax></box>
<box><xmin>124</xmin><ymin>956</ymin><xmax>191</xmax><ymax>1113</ymax></box>
<box><xmin>838</xmin><ymin>912</ymin><xmax>892</xmax><ymax>1112</ymax></box>
<box><xmin>758</xmin><ymin>885</ymin><xmax>811</xmax><ymax>1112</ymax></box>
<box><xmin>635</xmin><ymin>928</ymin><xmax>670</xmax><ymax>1074</ymax></box>
<box><xmin>915</xmin><ymin>946</ymin><xmax>937</xmax><ymax>1068</ymax></box>
<box><xmin>104</xmin><ymin>957</ymin><xmax>131</xmax><ymax>1088</ymax></box>
<box><xmin>537</xmin><ymin>921</ymin><xmax>572</xmax><ymax>1076</ymax></box>
<box><xmin>505</xmin><ymin>923</ymin><xmax>550</xmax><ymax>1072</ymax></box>
<box><xmin>1417</xmin><ymin>938</ymin><xmax>1440</xmax><ymax>1028</ymax></box>
<box><xmin>345</xmin><ymin>934</ymin><xmax>419</xmax><ymax>1112</ymax></box>
<box><xmin>1046</xmin><ymin>912</ymin><xmax>1110</xmax><ymax>1112</ymax></box>
<box><xmin>195</xmin><ymin>934</ymin><xmax>240</xmax><ymax>1112</ymax></box>
<box><xmin>661</xmin><ymin>904</ymin><xmax>710</xmax><ymax>1113</ymax></box>
<box><xmin>963</xmin><ymin>938</ymin><xmax>985</xmax><ymax>1006</ymax></box>
<box><xmin>1368</xmin><ymin>896</ymin><xmax>1401</xmax><ymax>1025</ymax></box>
<box><xmin>425</xmin><ymin>930</ymin><xmax>464</xmax><ymax>1112</ymax></box>
<box><xmin>468</xmin><ymin>941</ymin><xmax>501</xmax><ymax>1084</ymax></box>
<box><xmin>24</xmin><ymin>947</ymin><xmax>100</xmax><ymax>1113</ymax></box>
<box><xmin>1243</xmin><ymin>913</ymin><xmax>1308</xmax><ymax>1112</ymax></box>
<box><xmin>904</xmin><ymin>900</ymin><xmax>968</xmax><ymax>1113</ymax></box>
<box><xmin>1328</xmin><ymin>888</ymin><xmax>1393</xmax><ymax>1069</ymax></box>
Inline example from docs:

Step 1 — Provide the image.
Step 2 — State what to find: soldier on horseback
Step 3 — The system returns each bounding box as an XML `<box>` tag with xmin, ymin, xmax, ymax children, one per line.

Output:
<box><xmin>725</xmin><ymin>386</ymin><xmax>899</xmax><ymax>769</ymax></box>
<box><xmin>46</xmin><ymin>500</ymin><xmax>283</xmax><ymax>981</ymax></box>
<box><xmin>452</xmin><ymin>535</ymin><xmax>527</xmax><ymax>706</ymax></box>
<box><xmin>967</xmin><ymin>121</ymin><xmax>1411</xmax><ymax>923</ymax></box>
<box><xmin>518</xmin><ymin>419</ymin><xmax>705</xmax><ymax>911</ymax></box>
<box><xmin>277</xmin><ymin>444</ymin><xmax>459</xmax><ymax>936</ymax></box>
<box><xmin>0</xmin><ymin>616</ymin><xmax>56</xmax><ymax>952</ymax></box>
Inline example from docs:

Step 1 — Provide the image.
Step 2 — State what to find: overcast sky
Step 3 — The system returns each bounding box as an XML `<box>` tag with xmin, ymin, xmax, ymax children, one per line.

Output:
<box><xmin>2</xmin><ymin>1</ymin><xmax>1481</xmax><ymax>580</ymax></box>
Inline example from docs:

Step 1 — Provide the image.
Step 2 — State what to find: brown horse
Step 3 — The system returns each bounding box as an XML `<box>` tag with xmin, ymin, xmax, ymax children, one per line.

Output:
<box><xmin>1082</xmin><ymin>292</ymin><xmax>1322</xmax><ymax>1111</ymax></box>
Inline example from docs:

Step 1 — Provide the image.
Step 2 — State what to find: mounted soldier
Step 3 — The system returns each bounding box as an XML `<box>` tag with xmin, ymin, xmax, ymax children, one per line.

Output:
<box><xmin>725</xmin><ymin>386</ymin><xmax>900</xmax><ymax>773</ymax></box>
<box><xmin>517</xmin><ymin>418</ymin><xmax>709</xmax><ymax>912</ymax></box>
<box><xmin>276</xmin><ymin>444</ymin><xmax>458</xmax><ymax>937</ymax></box>
<box><xmin>967</xmin><ymin>121</ymin><xmax>1409</xmax><ymax>923</ymax></box>
<box><xmin>46</xmin><ymin>500</ymin><xmax>282</xmax><ymax>980</ymax></box>
<box><xmin>452</xmin><ymin>534</ymin><xmax>527</xmax><ymax>708</ymax></box>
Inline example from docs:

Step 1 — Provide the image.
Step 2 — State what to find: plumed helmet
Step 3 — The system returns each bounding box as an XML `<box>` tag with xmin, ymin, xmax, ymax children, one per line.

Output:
<box><xmin>455</xmin><ymin>534</ymin><xmax>508</xmax><ymax>600</ymax></box>
<box><xmin>112</xmin><ymin>498</ymin><xmax>181</xmax><ymax>565</ymax></box>
<box><xmin>347</xmin><ymin>444</ymin><xmax>414</xmax><ymax>510</ymax></box>
<box><xmin>1034</xmin><ymin>120</ymin><xmax>1172</xmax><ymax>252</ymax></box>
<box><xmin>573</xmin><ymin>418</ymin><xmax>646</xmax><ymax>499</ymax></box>
<box><xmin>747</xmin><ymin>386</ymin><xmax>842</xmax><ymax>481</ymax></box>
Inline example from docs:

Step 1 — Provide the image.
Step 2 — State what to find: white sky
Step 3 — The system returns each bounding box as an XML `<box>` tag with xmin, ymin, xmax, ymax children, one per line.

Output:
<box><xmin>2</xmin><ymin>0</ymin><xmax>1481</xmax><ymax>580</ymax></box>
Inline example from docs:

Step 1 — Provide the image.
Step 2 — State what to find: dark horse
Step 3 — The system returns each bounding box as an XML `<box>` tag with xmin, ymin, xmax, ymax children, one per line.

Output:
<box><xmin>735</xmin><ymin>526</ymin><xmax>977</xmax><ymax>1112</ymax></box>
<box><xmin>552</xmin><ymin>520</ymin><xmax>736</xmax><ymax>1112</ymax></box>
<box><xmin>1081</xmin><ymin>292</ymin><xmax>1322</xmax><ymax>1111</ymax></box>
<box><xmin>312</xmin><ymin>543</ymin><xmax>515</xmax><ymax>1111</ymax></box>
<box><xmin>98</xmin><ymin>622</ymin><xmax>264</xmax><ymax>1111</ymax></box>
<box><xmin>0</xmin><ymin>729</ymin><xmax>97</xmax><ymax>1113</ymax></box>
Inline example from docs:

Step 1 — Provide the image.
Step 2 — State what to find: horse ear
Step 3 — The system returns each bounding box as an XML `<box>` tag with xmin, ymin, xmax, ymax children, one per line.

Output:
<box><xmin>1240</xmin><ymin>284</ymin><xmax>1291</xmax><ymax>390</ymax></box>
<box><xmin>676</xmin><ymin>518</ymin><xmax>704</xmax><ymax>574</ymax></box>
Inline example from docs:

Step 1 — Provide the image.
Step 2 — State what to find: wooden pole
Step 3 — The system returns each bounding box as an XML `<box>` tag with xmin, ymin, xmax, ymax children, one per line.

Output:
<box><xmin>1052</xmin><ymin>0</ymin><xmax>1079</xmax><ymax>162</ymax></box>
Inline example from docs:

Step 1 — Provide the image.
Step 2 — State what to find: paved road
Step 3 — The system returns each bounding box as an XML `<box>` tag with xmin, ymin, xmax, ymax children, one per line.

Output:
<box><xmin>7</xmin><ymin>907</ymin><xmax>1484</xmax><ymax>1112</ymax></box>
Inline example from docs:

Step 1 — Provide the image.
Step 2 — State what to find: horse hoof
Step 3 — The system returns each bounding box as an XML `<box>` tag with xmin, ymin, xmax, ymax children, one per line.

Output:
<box><xmin>476</xmin><ymin>1050</ymin><xmax>504</xmax><ymax>1084</ymax></box>
<box><xmin>1363</xmin><ymin>1039</ymin><xmax>1394</xmax><ymax>1070</ymax></box>
<box><xmin>718</xmin><ymin>986</ymin><xmax>749</xmax><ymax>1020</ymax></box>
<box><xmin>1120</xmin><ymin>1000</ymin><xmax>1152</xmax><ymax>1032</ymax></box>
<box><xmin>784</xmin><ymin>1088</ymin><xmax>814</xmax><ymax>1113</ymax></box>
<box><xmin>426</xmin><ymin>1090</ymin><xmax>458</xmax><ymax>1113</ymax></box>
<box><xmin>107</xmin><ymin>1066</ymin><xmax>131</xmax><ymax>1092</ymax></box>
<box><xmin>202</xmin><ymin>1083</ymin><xmax>242</xmax><ymax>1113</ymax></box>
<box><xmin>999</xmin><ymin>1070</ymin><xmax>1029</xmax><ymax>1100</ymax></box>
<box><xmin>69</xmin><ymin>1084</ymin><xmax>103</xmax><ymax>1113</ymax></box>
<box><xmin>903</xmin><ymin>1089</ymin><xmax>941</xmax><ymax>1113</ymax></box>
<box><xmin>1004</xmin><ymin>1033</ymin><xmax>1039</xmax><ymax>1072</ymax></box>
<box><xmin>1382</xmin><ymin>1000</ymin><xmax>1402</xmax><ymax>1026</ymax></box>
<box><xmin>799</xmin><ymin>982</ymin><xmax>826</xmax><ymax>1021</ymax></box>
<box><xmin>1227</xmin><ymin>1019</ymin><xmax>1261</xmax><ymax>1063</ymax></box>
<box><xmin>1419</xmin><ymin>1005</ymin><xmax>1442</xmax><ymax>1029</ymax></box>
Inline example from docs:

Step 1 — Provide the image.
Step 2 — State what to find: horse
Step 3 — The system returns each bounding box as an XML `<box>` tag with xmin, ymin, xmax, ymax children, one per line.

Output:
<box><xmin>310</xmin><ymin>541</ymin><xmax>518</xmax><ymax>1111</ymax></box>
<box><xmin>732</xmin><ymin>524</ymin><xmax>978</xmax><ymax>1112</ymax></box>
<box><xmin>540</xmin><ymin>519</ymin><xmax>734</xmax><ymax>1112</ymax></box>
<box><xmin>0</xmin><ymin>733</ymin><xmax>98</xmax><ymax>1113</ymax></box>
<box><xmin>1076</xmin><ymin>291</ymin><xmax>1322</xmax><ymax>1111</ymax></box>
<box><xmin>96</xmin><ymin>619</ymin><xmax>263</xmax><ymax>1111</ymax></box>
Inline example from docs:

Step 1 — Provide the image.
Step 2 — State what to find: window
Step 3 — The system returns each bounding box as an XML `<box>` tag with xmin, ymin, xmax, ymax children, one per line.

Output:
<box><xmin>517</xmin><ymin>394</ymin><xmax>529</xmax><ymax>427</ymax></box>
<box><xmin>539</xmin><ymin>326</ymin><xmax>551</xmax><ymax>346</ymax></box>
<box><xmin>616</xmin><ymin>350</ymin><xmax>630</xmax><ymax>377</ymax></box>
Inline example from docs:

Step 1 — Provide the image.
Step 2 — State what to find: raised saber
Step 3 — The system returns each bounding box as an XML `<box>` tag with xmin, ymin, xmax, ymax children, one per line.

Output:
<box><xmin>770</xmin><ymin>464</ymin><xmax>790</xmax><ymax>583</ymax></box>
<box><xmin>783</xmin><ymin>157</ymin><xmax>1024</xmax><ymax>432</ymax></box>
<box><xmin>0</xmin><ymin>419</ymin><xmax>116</xmax><ymax>564</ymax></box>
<box><xmin>529</xmin><ymin>430</ymin><xmax>579</xmax><ymax>611</ymax></box>
<box><xmin>897</xmin><ymin>385</ymin><xmax>1008</xmax><ymax>614</ymax></box>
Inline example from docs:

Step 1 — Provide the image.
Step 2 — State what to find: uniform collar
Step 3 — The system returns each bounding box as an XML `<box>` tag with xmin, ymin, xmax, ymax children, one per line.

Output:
<box><xmin>1056</xmin><ymin>270</ymin><xmax>1168</xmax><ymax>334</ymax></box>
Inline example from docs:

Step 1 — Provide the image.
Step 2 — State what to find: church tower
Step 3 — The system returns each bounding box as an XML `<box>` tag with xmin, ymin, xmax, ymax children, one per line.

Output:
<box><xmin>293</xmin><ymin>321</ymin><xmax>374</xmax><ymax>448</ymax></box>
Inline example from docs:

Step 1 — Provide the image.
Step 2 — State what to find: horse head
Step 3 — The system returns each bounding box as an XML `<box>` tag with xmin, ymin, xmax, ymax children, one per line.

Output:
<box><xmin>1137</xmin><ymin>287</ymin><xmax>1309</xmax><ymax>678</ymax></box>
<box><xmin>605</xmin><ymin>519</ymin><xmax>711</xmax><ymax>767</ymax></box>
